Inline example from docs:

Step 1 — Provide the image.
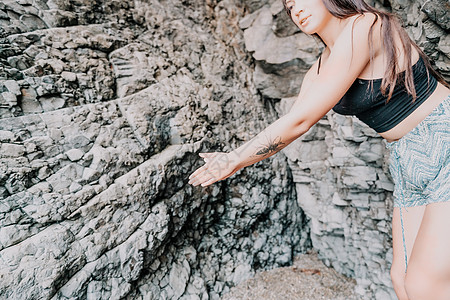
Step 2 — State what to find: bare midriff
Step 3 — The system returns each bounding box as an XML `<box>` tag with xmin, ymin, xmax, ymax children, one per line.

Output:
<box><xmin>379</xmin><ymin>82</ymin><xmax>450</xmax><ymax>143</ymax></box>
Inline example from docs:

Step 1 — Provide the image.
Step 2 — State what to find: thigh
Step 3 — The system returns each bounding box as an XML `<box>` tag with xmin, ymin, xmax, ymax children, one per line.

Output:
<box><xmin>408</xmin><ymin>201</ymin><xmax>450</xmax><ymax>277</ymax></box>
<box><xmin>391</xmin><ymin>205</ymin><xmax>426</xmax><ymax>273</ymax></box>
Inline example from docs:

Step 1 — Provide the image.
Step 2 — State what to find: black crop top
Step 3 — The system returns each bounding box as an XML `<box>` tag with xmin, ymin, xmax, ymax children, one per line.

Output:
<box><xmin>332</xmin><ymin>56</ymin><xmax>438</xmax><ymax>133</ymax></box>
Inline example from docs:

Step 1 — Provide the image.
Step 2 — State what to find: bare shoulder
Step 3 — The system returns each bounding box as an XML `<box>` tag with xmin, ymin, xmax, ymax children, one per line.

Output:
<box><xmin>294</xmin><ymin>15</ymin><xmax>381</xmax><ymax>101</ymax></box>
<box><xmin>350</xmin><ymin>12</ymin><xmax>381</xmax><ymax>28</ymax></box>
<box><xmin>330</xmin><ymin>12</ymin><xmax>384</xmax><ymax>76</ymax></box>
<box><xmin>343</xmin><ymin>12</ymin><xmax>382</xmax><ymax>43</ymax></box>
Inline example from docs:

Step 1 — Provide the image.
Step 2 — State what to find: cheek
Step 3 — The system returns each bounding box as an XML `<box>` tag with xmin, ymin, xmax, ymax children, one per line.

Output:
<box><xmin>317</xmin><ymin>0</ymin><xmax>332</xmax><ymax>19</ymax></box>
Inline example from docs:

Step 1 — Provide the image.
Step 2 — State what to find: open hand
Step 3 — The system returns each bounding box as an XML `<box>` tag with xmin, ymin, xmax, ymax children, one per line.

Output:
<box><xmin>188</xmin><ymin>152</ymin><xmax>239</xmax><ymax>187</ymax></box>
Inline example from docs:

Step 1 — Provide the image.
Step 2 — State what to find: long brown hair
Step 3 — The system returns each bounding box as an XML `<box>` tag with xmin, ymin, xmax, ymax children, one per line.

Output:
<box><xmin>282</xmin><ymin>0</ymin><xmax>450</xmax><ymax>102</ymax></box>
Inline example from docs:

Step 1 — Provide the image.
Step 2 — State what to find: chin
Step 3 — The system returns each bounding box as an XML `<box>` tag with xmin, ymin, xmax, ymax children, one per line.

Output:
<box><xmin>299</xmin><ymin>23</ymin><xmax>317</xmax><ymax>35</ymax></box>
<box><xmin>299</xmin><ymin>27</ymin><xmax>317</xmax><ymax>35</ymax></box>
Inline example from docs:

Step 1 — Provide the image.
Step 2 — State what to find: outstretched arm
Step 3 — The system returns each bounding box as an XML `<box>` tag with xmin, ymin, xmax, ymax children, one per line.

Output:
<box><xmin>189</xmin><ymin>13</ymin><xmax>378</xmax><ymax>187</ymax></box>
<box><xmin>188</xmin><ymin>109</ymin><xmax>310</xmax><ymax>187</ymax></box>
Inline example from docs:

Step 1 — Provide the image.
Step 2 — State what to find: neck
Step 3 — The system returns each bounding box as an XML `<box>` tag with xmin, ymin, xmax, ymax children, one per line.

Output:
<box><xmin>317</xmin><ymin>16</ymin><xmax>352</xmax><ymax>48</ymax></box>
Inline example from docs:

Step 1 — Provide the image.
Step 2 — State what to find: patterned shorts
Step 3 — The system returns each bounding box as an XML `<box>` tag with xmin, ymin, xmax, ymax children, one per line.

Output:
<box><xmin>385</xmin><ymin>94</ymin><xmax>450</xmax><ymax>272</ymax></box>
<box><xmin>386</xmin><ymin>94</ymin><xmax>450</xmax><ymax>208</ymax></box>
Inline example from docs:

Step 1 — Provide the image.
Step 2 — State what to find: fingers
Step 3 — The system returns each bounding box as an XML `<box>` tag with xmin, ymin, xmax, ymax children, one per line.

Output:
<box><xmin>189</xmin><ymin>152</ymin><xmax>232</xmax><ymax>187</ymax></box>
<box><xmin>188</xmin><ymin>164</ymin><xmax>207</xmax><ymax>181</ymax></box>
<box><xmin>188</xmin><ymin>154</ymin><xmax>217</xmax><ymax>185</ymax></box>
<box><xmin>188</xmin><ymin>166</ymin><xmax>217</xmax><ymax>187</ymax></box>
<box><xmin>200</xmin><ymin>177</ymin><xmax>217</xmax><ymax>187</ymax></box>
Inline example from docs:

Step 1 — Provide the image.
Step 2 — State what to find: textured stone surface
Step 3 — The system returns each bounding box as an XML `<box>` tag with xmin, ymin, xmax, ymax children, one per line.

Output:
<box><xmin>0</xmin><ymin>0</ymin><xmax>448</xmax><ymax>299</ymax></box>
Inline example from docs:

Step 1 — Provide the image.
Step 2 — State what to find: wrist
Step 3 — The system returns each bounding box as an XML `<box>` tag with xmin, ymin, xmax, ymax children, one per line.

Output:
<box><xmin>228</xmin><ymin>150</ymin><xmax>244</xmax><ymax>170</ymax></box>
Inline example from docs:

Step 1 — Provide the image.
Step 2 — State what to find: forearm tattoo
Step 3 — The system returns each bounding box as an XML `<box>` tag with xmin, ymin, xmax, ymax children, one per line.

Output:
<box><xmin>253</xmin><ymin>136</ymin><xmax>285</xmax><ymax>157</ymax></box>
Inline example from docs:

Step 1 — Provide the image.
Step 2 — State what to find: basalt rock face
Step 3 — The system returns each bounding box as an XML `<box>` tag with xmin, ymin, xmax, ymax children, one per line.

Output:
<box><xmin>242</xmin><ymin>0</ymin><xmax>449</xmax><ymax>299</ymax></box>
<box><xmin>0</xmin><ymin>1</ymin><xmax>311</xmax><ymax>299</ymax></box>
<box><xmin>1</xmin><ymin>1</ymin><xmax>448</xmax><ymax>300</ymax></box>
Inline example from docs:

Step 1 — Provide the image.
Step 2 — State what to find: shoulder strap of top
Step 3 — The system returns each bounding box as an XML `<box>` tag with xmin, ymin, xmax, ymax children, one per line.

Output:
<box><xmin>317</xmin><ymin>54</ymin><xmax>322</xmax><ymax>75</ymax></box>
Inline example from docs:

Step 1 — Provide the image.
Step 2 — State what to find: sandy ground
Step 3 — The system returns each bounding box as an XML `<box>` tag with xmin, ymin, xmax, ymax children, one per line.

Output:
<box><xmin>221</xmin><ymin>250</ymin><xmax>363</xmax><ymax>300</ymax></box>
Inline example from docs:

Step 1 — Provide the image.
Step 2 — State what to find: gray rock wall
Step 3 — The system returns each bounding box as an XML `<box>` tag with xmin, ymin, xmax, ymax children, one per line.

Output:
<box><xmin>1</xmin><ymin>0</ymin><xmax>448</xmax><ymax>299</ymax></box>
<box><xmin>1</xmin><ymin>0</ymin><xmax>311</xmax><ymax>299</ymax></box>
<box><xmin>241</xmin><ymin>0</ymin><xmax>449</xmax><ymax>299</ymax></box>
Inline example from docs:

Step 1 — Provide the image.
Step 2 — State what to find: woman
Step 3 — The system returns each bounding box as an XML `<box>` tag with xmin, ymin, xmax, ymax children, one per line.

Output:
<box><xmin>189</xmin><ymin>0</ymin><xmax>450</xmax><ymax>299</ymax></box>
